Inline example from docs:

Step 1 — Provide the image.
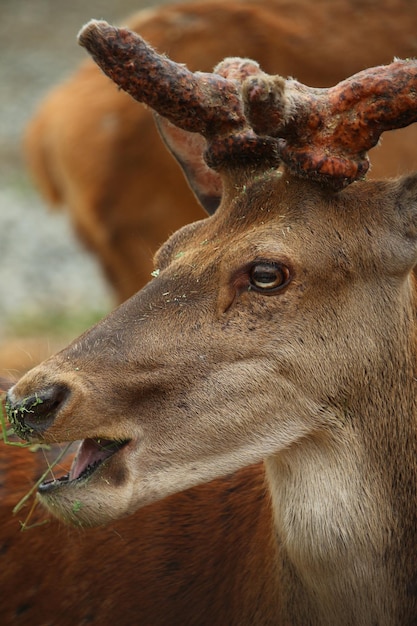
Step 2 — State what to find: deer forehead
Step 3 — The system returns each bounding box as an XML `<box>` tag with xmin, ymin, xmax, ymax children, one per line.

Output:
<box><xmin>155</xmin><ymin>174</ymin><xmax>405</xmax><ymax>282</ymax></box>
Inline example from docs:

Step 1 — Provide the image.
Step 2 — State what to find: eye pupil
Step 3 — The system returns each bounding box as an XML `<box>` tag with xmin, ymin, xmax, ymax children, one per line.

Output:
<box><xmin>253</xmin><ymin>269</ymin><xmax>276</xmax><ymax>285</ymax></box>
<box><xmin>249</xmin><ymin>263</ymin><xmax>289</xmax><ymax>291</ymax></box>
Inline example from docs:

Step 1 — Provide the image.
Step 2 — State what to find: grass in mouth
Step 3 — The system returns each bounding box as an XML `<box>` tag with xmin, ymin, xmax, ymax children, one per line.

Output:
<box><xmin>0</xmin><ymin>391</ymin><xmax>72</xmax><ymax>530</ymax></box>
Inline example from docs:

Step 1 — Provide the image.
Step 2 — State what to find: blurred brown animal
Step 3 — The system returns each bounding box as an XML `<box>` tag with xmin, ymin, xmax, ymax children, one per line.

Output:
<box><xmin>25</xmin><ymin>0</ymin><xmax>417</xmax><ymax>302</ymax></box>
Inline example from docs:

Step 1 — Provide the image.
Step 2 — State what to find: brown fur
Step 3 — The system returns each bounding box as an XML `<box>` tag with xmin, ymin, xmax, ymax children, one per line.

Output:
<box><xmin>25</xmin><ymin>0</ymin><xmax>417</xmax><ymax>301</ymax></box>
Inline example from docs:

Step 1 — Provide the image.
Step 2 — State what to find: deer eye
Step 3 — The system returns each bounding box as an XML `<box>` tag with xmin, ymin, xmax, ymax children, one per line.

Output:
<box><xmin>249</xmin><ymin>263</ymin><xmax>291</xmax><ymax>292</ymax></box>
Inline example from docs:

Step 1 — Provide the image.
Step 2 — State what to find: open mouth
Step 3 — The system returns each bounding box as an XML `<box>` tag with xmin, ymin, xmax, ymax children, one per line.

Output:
<box><xmin>38</xmin><ymin>437</ymin><xmax>130</xmax><ymax>494</ymax></box>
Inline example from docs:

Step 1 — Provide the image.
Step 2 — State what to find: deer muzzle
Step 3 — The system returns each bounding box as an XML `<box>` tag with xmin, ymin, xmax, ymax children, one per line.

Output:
<box><xmin>6</xmin><ymin>383</ymin><xmax>70</xmax><ymax>439</ymax></box>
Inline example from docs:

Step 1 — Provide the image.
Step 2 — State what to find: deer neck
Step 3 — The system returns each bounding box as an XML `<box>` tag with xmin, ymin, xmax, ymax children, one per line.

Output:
<box><xmin>265</xmin><ymin>301</ymin><xmax>417</xmax><ymax>625</ymax></box>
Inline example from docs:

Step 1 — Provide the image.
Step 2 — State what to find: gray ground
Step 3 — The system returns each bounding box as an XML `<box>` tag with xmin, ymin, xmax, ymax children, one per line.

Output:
<box><xmin>0</xmin><ymin>0</ymin><xmax>168</xmax><ymax>352</ymax></box>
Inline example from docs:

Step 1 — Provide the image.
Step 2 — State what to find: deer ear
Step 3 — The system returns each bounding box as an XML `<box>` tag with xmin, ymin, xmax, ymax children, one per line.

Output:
<box><xmin>389</xmin><ymin>174</ymin><xmax>417</xmax><ymax>270</ymax></box>
<box><xmin>396</xmin><ymin>174</ymin><xmax>417</xmax><ymax>237</ymax></box>
<box><xmin>154</xmin><ymin>114</ymin><xmax>223</xmax><ymax>215</ymax></box>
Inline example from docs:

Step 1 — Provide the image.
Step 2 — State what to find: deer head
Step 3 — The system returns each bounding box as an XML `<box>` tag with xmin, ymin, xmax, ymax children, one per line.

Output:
<box><xmin>5</xmin><ymin>20</ymin><xmax>417</xmax><ymax>544</ymax></box>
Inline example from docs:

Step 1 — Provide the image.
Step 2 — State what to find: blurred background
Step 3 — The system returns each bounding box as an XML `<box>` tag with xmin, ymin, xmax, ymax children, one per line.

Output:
<box><xmin>0</xmin><ymin>0</ymin><xmax>169</xmax><ymax>380</ymax></box>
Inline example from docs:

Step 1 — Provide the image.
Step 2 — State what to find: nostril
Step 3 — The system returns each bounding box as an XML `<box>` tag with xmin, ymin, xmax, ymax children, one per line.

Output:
<box><xmin>6</xmin><ymin>384</ymin><xmax>70</xmax><ymax>439</ymax></box>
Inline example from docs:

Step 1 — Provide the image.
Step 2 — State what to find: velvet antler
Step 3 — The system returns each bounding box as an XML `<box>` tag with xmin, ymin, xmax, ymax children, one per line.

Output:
<box><xmin>244</xmin><ymin>64</ymin><xmax>417</xmax><ymax>185</ymax></box>
<box><xmin>78</xmin><ymin>20</ymin><xmax>417</xmax><ymax>188</ymax></box>
<box><xmin>77</xmin><ymin>21</ymin><xmax>281</xmax><ymax>171</ymax></box>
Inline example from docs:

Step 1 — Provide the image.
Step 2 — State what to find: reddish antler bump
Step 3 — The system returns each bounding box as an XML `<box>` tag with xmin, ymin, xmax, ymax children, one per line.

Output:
<box><xmin>79</xmin><ymin>20</ymin><xmax>417</xmax><ymax>188</ymax></box>
<box><xmin>243</xmin><ymin>63</ymin><xmax>417</xmax><ymax>185</ymax></box>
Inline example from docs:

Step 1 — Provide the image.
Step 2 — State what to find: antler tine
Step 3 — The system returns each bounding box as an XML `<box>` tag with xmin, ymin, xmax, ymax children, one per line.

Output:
<box><xmin>78</xmin><ymin>20</ymin><xmax>281</xmax><ymax>170</ymax></box>
<box><xmin>243</xmin><ymin>60</ymin><xmax>417</xmax><ymax>187</ymax></box>
<box><xmin>78</xmin><ymin>20</ymin><xmax>243</xmax><ymax>136</ymax></box>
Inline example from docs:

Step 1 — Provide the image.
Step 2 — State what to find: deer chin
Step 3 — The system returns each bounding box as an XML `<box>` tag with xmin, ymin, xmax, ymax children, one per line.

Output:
<box><xmin>37</xmin><ymin>437</ymin><xmax>133</xmax><ymax>526</ymax></box>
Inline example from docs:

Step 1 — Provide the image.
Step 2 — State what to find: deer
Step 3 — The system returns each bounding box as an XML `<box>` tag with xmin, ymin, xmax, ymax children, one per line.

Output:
<box><xmin>24</xmin><ymin>0</ymin><xmax>417</xmax><ymax>303</ymax></box>
<box><xmin>5</xmin><ymin>17</ymin><xmax>417</xmax><ymax>626</ymax></box>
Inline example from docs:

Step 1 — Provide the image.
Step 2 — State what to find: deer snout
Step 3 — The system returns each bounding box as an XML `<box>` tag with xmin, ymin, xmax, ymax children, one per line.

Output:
<box><xmin>6</xmin><ymin>383</ymin><xmax>70</xmax><ymax>440</ymax></box>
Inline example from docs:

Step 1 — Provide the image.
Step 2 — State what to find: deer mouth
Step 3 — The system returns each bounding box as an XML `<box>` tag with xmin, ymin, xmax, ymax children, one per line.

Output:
<box><xmin>38</xmin><ymin>437</ymin><xmax>130</xmax><ymax>493</ymax></box>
